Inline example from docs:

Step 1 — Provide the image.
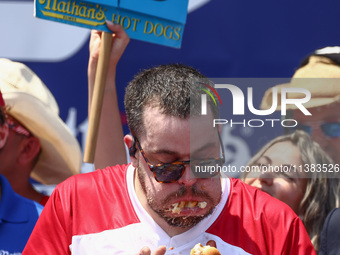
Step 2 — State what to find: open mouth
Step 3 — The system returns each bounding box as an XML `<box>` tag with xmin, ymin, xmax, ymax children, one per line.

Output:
<box><xmin>170</xmin><ymin>201</ymin><xmax>207</xmax><ymax>214</ymax></box>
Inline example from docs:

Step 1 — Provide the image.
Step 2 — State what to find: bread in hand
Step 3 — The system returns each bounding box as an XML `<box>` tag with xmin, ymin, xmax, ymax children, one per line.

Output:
<box><xmin>190</xmin><ymin>243</ymin><xmax>221</xmax><ymax>255</ymax></box>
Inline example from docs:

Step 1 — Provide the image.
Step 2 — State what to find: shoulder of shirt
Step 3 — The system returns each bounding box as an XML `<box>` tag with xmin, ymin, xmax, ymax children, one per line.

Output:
<box><xmin>17</xmin><ymin>195</ymin><xmax>44</xmax><ymax>217</ymax></box>
<box><xmin>0</xmin><ymin>175</ymin><xmax>43</xmax><ymax>219</ymax></box>
<box><xmin>53</xmin><ymin>164</ymin><xmax>131</xmax><ymax>193</ymax></box>
<box><xmin>228</xmin><ymin>178</ymin><xmax>299</xmax><ymax>219</ymax></box>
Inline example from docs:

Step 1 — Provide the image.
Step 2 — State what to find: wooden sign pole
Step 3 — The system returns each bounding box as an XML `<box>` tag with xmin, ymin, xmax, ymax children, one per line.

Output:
<box><xmin>83</xmin><ymin>32</ymin><xmax>112</xmax><ymax>163</ymax></box>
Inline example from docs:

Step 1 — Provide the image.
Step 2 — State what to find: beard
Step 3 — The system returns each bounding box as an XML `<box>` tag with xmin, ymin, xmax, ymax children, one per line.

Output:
<box><xmin>137</xmin><ymin>166</ymin><xmax>215</xmax><ymax>228</ymax></box>
<box><xmin>156</xmin><ymin>212</ymin><xmax>210</xmax><ymax>228</ymax></box>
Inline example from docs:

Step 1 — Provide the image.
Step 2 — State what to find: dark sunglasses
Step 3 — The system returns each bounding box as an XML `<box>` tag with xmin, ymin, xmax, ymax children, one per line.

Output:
<box><xmin>134</xmin><ymin>132</ymin><xmax>225</xmax><ymax>183</ymax></box>
<box><xmin>289</xmin><ymin>121</ymin><xmax>340</xmax><ymax>138</ymax></box>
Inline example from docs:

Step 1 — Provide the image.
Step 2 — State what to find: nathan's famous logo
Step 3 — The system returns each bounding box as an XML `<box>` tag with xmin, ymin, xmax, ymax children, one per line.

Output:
<box><xmin>38</xmin><ymin>0</ymin><xmax>182</xmax><ymax>41</ymax></box>
<box><xmin>200</xmin><ymin>84</ymin><xmax>312</xmax><ymax>129</ymax></box>
<box><xmin>38</xmin><ymin>0</ymin><xmax>106</xmax><ymax>26</ymax></box>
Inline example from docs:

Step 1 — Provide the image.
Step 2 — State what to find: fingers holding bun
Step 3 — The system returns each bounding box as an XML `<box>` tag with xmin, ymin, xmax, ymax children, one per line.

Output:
<box><xmin>190</xmin><ymin>243</ymin><xmax>221</xmax><ymax>255</ymax></box>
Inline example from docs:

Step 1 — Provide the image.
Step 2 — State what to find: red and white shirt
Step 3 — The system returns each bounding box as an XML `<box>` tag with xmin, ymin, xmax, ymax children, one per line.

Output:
<box><xmin>23</xmin><ymin>164</ymin><xmax>316</xmax><ymax>255</ymax></box>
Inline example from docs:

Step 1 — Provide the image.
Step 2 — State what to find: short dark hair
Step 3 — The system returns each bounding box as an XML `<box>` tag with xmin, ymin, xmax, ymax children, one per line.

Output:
<box><xmin>124</xmin><ymin>63</ymin><xmax>217</xmax><ymax>137</ymax></box>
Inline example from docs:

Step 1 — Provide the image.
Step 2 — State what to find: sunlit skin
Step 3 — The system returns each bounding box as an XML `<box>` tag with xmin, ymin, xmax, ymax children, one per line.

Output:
<box><xmin>0</xmin><ymin>127</ymin><xmax>27</xmax><ymax>176</ymax></box>
<box><xmin>125</xmin><ymin>106</ymin><xmax>222</xmax><ymax>238</ymax></box>
<box><xmin>293</xmin><ymin>102</ymin><xmax>340</xmax><ymax>164</ymax></box>
<box><xmin>245</xmin><ymin>141</ymin><xmax>307</xmax><ymax>215</ymax></box>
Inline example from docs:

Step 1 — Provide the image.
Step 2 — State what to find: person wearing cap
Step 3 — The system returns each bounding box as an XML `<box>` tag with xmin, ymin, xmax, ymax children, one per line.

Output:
<box><xmin>261</xmin><ymin>46</ymin><xmax>340</xmax><ymax>164</ymax></box>
<box><xmin>0</xmin><ymin>90</ymin><xmax>43</xmax><ymax>253</ymax></box>
<box><xmin>0</xmin><ymin>58</ymin><xmax>82</xmax><ymax>205</ymax></box>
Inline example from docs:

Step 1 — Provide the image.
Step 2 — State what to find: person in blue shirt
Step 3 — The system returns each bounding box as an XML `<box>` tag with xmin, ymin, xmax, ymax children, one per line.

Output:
<box><xmin>0</xmin><ymin>58</ymin><xmax>82</xmax><ymax>205</ymax></box>
<box><xmin>0</xmin><ymin>91</ymin><xmax>43</xmax><ymax>253</ymax></box>
<box><xmin>0</xmin><ymin>174</ymin><xmax>43</xmax><ymax>253</ymax></box>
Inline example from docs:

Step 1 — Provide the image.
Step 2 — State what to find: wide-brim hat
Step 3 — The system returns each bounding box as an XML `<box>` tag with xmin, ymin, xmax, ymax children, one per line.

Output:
<box><xmin>261</xmin><ymin>47</ymin><xmax>340</xmax><ymax>111</ymax></box>
<box><xmin>0</xmin><ymin>58</ymin><xmax>82</xmax><ymax>185</ymax></box>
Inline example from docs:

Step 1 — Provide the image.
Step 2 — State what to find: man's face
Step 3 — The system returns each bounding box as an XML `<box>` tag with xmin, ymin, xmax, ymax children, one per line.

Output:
<box><xmin>133</xmin><ymin>106</ymin><xmax>222</xmax><ymax>229</ymax></box>
<box><xmin>0</xmin><ymin>115</ymin><xmax>31</xmax><ymax>177</ymax></box>
<box><xmin>293</xmin><ymin>102</ymin><xmax>340</xmax><ymax>164</ymax></box>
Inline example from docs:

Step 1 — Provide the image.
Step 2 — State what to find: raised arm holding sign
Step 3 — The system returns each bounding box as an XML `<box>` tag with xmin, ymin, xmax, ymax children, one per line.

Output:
<box><xmin>87</xmin><ymin>21</ymin><xmax>129</xmax><ymax>168</ymax></box>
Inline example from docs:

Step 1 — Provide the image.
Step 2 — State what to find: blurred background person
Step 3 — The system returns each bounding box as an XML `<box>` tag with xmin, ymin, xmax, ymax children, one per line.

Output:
<box><xmin>242</xmin><ymin>130</ymin><xmax>340</xmax><ymax>253</ymax></box>
<box><xmin>261</xmin><ymin>46</ymin><xmax>340</xmax><ymax>164</ymax></box>
<box><xmin>0</xmin><ymin>58</ymin><xmax>82</xmax><ymax>205</ymax></box>
<box><xmin>0</xmin><ymin>90</ymin><xmax>43</xmax><ymax>254</ymax></box>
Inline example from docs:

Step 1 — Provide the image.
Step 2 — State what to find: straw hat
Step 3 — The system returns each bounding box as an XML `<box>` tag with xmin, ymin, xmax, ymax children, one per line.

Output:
<box><xmin>260</xmin><ymin>47</ymin><xmax>340</xmax><ymax>111</ymax></box>
<box><xmin>0</xmin><ymin>58</ymin><xmax>82</xmax><ymax>184</ymax></box>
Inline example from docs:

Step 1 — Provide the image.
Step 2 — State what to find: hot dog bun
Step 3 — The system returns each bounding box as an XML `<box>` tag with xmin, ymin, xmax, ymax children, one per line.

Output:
<box><xmin>190</xmin><ymin>243</ymin><xmax>221</xmax><ymax>255</ymax></box>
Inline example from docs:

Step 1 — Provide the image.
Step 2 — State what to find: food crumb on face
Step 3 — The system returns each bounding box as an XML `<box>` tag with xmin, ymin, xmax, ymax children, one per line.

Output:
<box><xmin>170</xmin><ymin>201</ymin><xmax>207</xmax><ymax>214</ymax></box>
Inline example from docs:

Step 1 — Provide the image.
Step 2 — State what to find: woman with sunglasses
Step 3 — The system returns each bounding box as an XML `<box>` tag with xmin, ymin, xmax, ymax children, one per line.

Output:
<box><xmin>242</xmin><ymin>130</ymin><xmax>340</xmax><ymax>253</ymax></box>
